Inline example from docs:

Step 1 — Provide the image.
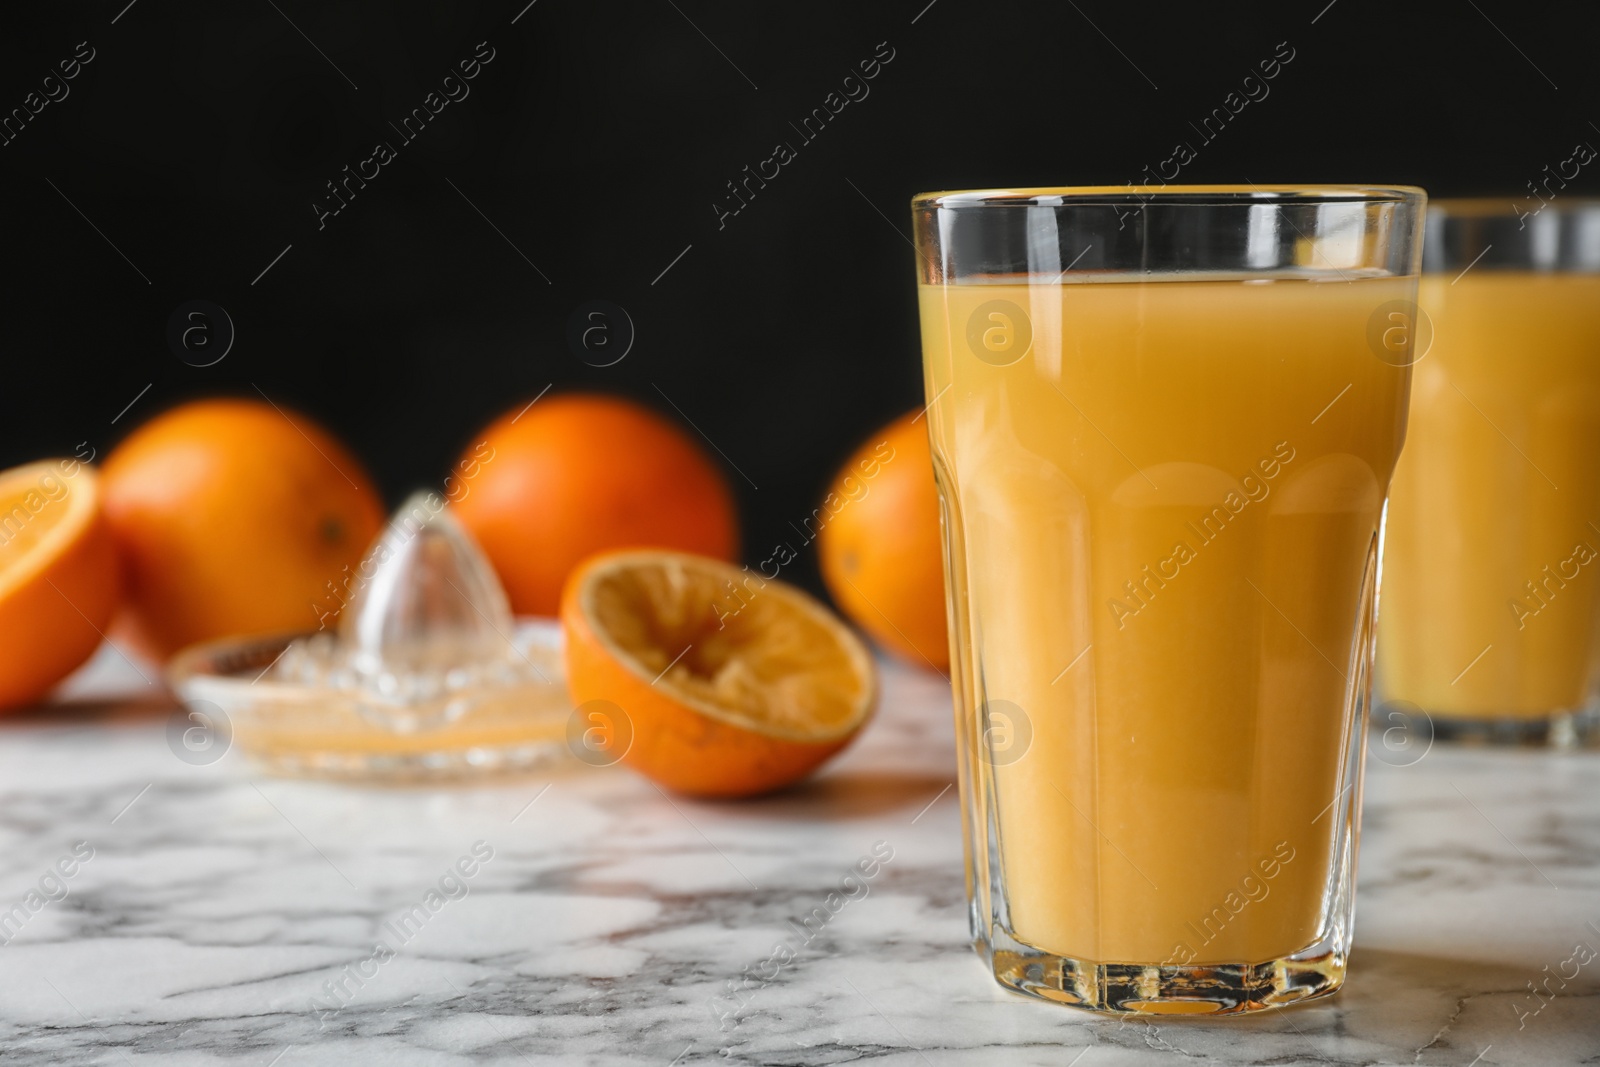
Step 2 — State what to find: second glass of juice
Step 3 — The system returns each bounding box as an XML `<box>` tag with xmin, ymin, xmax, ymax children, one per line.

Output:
<box><xmin>914</xmin><ymin>186</ymin><xmax>1426</xmax><ymax>1014</ymax></box>
<box><xmin>1377</xmin><ymin>199</ymin><xmax>1600</xmax><ymax>745</ymax></box>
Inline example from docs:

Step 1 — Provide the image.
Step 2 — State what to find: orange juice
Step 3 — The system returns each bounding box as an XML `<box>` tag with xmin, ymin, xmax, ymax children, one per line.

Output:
<box><xmin>1380</xmin><ymin>273</ymin><xmax>1600</xmax><ymax>719</ymax></box>
<box><xmin>921</xmin><ymin>275</ymin><xmax>1412</xmax><ymax>966</ymax></box>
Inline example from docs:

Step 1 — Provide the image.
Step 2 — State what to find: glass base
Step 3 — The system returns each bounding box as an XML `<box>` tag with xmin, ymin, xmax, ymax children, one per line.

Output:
<box><xmin>985</xmin><ymin>937</ymin><xmax>1346</xmax><ymax>1016</ymax></box>
<box><xmin>1428</xmin><ymin>706</ymin><xmax>1599</xmax><ymax>749</ymax></box>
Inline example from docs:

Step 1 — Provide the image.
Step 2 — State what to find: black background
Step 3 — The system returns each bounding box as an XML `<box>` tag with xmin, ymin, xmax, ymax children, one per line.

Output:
<box><xmin>3</xmin><ymin>0</ymin><xmax>1596</xmax><ymax>596</ymax></box>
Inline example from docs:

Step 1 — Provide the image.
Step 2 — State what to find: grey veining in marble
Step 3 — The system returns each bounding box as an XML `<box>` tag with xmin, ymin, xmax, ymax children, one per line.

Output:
<box><xmin>0</xmin><ymin>644</ymin><xmax>1596</xmax><ymax>1066</ymax></box>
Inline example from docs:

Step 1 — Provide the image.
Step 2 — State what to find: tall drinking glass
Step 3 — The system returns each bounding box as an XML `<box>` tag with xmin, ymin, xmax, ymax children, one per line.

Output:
<box><xmin>1378</xmin><ymin>199</ymin><xmax>1600</xmax><ymax>745</ymax></box>
<box><xmin>913</xmin><ymin>186</ymin><xmax>1426</xmax><ymax>1014</ymax></box>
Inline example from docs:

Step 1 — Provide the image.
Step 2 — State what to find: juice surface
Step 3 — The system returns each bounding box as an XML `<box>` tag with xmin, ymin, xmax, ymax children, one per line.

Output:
<box><xmin>1380</xmin><ymin>273</ymin><xmax>1600</xmax><ymax>719</ymax></box>
<box><xmin>920</xmin><ymin>276</ymin><xmax>1412</xmax><ymax>965</ymax></box>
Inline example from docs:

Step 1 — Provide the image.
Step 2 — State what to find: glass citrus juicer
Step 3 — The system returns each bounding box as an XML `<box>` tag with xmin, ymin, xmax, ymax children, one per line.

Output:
<box><xmin>168</xmin><ymin>493</ymin><xmax>571</xmax><ymax>777</ymax></box>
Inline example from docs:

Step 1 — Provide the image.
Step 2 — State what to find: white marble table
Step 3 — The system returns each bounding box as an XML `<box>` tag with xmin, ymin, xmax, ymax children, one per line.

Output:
<box><xmin>0</xmin><ymin>645</ymin><xmax>1596</xmax><ymax>1066</ymax></box>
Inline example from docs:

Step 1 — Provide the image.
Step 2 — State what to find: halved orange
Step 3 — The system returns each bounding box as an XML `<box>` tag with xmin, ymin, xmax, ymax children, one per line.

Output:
<box><xmin>0</xmin><ymin>460</ymin><xmax>120</xmax><ymax>711</ymax></box>
<box><xmin>560</xmin><ymin>549</ymin><xmax>877</xmax><ymax>797</ymax></box>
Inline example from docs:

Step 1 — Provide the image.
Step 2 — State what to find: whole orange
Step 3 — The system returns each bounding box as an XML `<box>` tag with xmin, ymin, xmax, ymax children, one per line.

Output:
<box><xmin>452</xmin><ymin>393</ymin><xmax>739</xmax><ymax>616</ymax></box>
<box><xmin>817</xmin><ymin>410</ymin><xmax>949</xmax><ymax>672</ymax></box>
<box><xmin>102</xmin><ymin>398</ymin><xmax>385</xmax><ymax>660</ymax></box>
<box><xmin>0</xmin><ymin>460</ymin><xmax>120</xmax><ymax>711</ymax></box>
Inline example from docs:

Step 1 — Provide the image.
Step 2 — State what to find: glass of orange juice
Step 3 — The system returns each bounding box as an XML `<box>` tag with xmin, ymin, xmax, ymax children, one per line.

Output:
<box><xmin>913</xmin><ymin>186</ymin><xmax>1427</xmax><ymax>1015</ymax></box>
<box><xmin>1377</xmin><ymin>199</ymin><xmax>1600</xmax><ymax>746</ymax></box>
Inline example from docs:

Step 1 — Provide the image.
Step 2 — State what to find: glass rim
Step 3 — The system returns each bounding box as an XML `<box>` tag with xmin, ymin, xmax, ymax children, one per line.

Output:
<box><xmin>912</xmin><ymin>184</ymin><xmax>1427</xmax><ymax>209</ymax></box>
<box><xmin>1427</xmin><ymin>196</ymin><xmax>1600</xmax><ymax>219</ymax></box>
<box><xmin>1423</xmin><ymin>196</ymin><xmax>1600</xmax><ymax>273</ymax></box>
